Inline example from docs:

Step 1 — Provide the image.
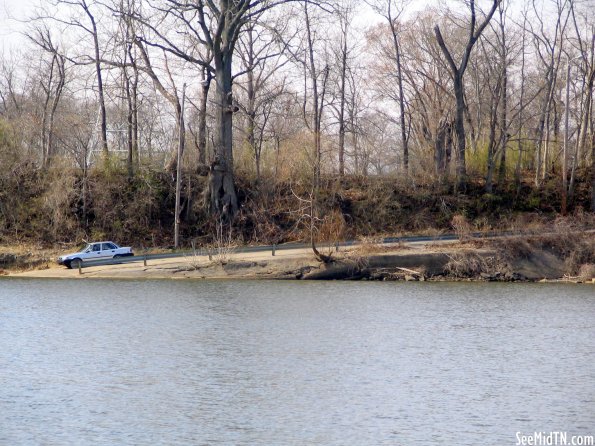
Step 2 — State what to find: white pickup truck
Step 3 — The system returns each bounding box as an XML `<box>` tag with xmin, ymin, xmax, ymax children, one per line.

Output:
<box><xmin>58</xmin><ymin>241</ymin><xmax>134</xmax><ymax>269</ymax></box>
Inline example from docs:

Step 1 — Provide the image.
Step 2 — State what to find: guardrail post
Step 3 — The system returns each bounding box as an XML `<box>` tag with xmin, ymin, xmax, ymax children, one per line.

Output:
<box><xmin>272</xmin><ymin>244</ymin><xmax>276</xmax><ymax>256</ymax></box>
<box><xmin>78</xmin><ymin>263</ymin><xmax>82</xmax><ymax>275</ymax></box>
<box><xmin>335</xmin><ymin>241</ymin><xmax>339</xmax><ymax>252</ymax></box>
<box><xmin>143</xmin><ymin>255</ymin><xmax>147</xmax><ymax>267</ymax></box>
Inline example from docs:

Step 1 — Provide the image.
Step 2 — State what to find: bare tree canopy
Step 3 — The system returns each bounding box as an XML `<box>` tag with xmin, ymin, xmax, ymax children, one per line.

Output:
<box><xmin>1</xmin><ymin>0</ymin><xmax>595</xmax><ymax>249</ymax></box>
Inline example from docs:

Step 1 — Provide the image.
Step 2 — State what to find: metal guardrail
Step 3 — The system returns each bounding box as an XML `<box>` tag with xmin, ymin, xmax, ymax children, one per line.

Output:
<box><xmin>74</xmin><ymin>228</ymin><xmax>595</xmax><ymax>269</ymax></box>
<box><xmin>76</xmin><ymin>235</ymin><xmax>453</xmax><ymax>269</ymax></box>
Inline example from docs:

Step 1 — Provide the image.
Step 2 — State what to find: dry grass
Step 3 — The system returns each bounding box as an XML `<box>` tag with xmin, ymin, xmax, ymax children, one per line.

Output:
<box><xmin>489</xmin><ymin>237</ymin><xmax>534</xmax><ymax>259</ymax></box>
<box><xmin>182</xmin><ymin>224</ymin><xmax>238</xmax><ymax>270</ymax></box>
<box><xmin>314</xmin><ymin>209</ymin><xmax>347</xmax><ymax>258</ymax></box>
<box><xmin>578</xmin><ymin>264</ymin><xmax>595</xmax><ymax>281</ymax></box>
<box><xmin>0</xmin><ymin>241</ymin><xmax>67</xmax><ymax>271</ymax></box>
<box><xmin>444</xmin><ymin>251</ymin><xmax>496</xmax><ymax>278</ymax></box>
<box><xmin>451</xmin><ymin>214</ymin><xmax>473</xmax><ymax>241</ymax></box>
<box><xmin>347</xmin><ymin>236</ymin><xmax>408</xmax><ymax>257</ymax></box>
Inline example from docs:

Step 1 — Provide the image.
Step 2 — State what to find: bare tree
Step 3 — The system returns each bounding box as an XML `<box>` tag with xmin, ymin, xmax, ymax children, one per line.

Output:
<box><xmin>26</xmin><ymin>25</ymin><xmax>66</xmax><ymax>167</ymax></box>
<box><xmin>303</xmin><ymin>1</ymin><xmax>330</xmax><ymax>188</ymax></box>
<box><xmin>496</xmin><ymin>1</ymin><xmax>510</xmax><ymax>184</ymax></box>
<box><xmin>434</xmin><ymin>0</ymin><xmax>500</xmax><ymax>190</ymax></box>
<box><xmin>568</xmin><ymin>3</ymin><xmax>595</xmax><ymax>206</ymax></box>
<box><xmin>135</xmin><ymin>41</ymin><xmax>185</xmax><ymax>172</ymax></box>
<box><xmin>367</xmin><ymin>0</ymin><xmax>409</xmax><ymax>172</ymax></box>
<box><xmin>480</xmin><ymin>33</ymin><xmax>503</xmax><ymax>193</ymax></box>
<box><xmin>514</xmin><ymin>12</ymin><xmax>529</xmax><ymax>191</ymax></box>
<box><xmin>481</xmin><ymin>2</ymin><xmax>511</xmax><ymax>193</ymax></box>
<box><xmin>135</xmin><ymin>0</ymin><xmax>329</xmax><ymax>219</ymax></box>
<box><xmin>0</xmin><ymin>52</ymin><xmax>25</xmax><ymax>117</ymax></box>
<box><xmin>330</xmin><ymin>1</ymin><xmax>356</xmax><ymax>176</ymax></box>
<box><xmin>528</xmin><ymin>0</ymin><xmax>571</xmax><ymax>187</ymax></box>
<box><xmin>197</xmin><ymin>60</ymin><xmax>212</xmax><ymax>168</ymax></box>
<box><xmin>236</xmin><ymin>15</ymin><xmax>289</xmax><ymax>183</ymax></box>
<box><xmin>390</xmin><ymin>10</ymin><xmax>453</xmax><ymax>177</ymax></box>
<box><xmin>31</xmin><ymin>0</ymin><xmax>110</xmax><ymax>155</ymax></box>
<box><xmin>119</xmin><ymin>0</ymin><xmax>141</xmax><ymax>178</ymax></box>
<box><xmin>186</xmin><ymin>60</ymin><xmax>213</xmax><ymax>172</ymax></box>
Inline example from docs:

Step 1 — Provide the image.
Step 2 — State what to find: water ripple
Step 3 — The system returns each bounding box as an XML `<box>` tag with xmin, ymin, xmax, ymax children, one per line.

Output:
<box><xmin>0</xmin><ymin>279</ymin><xmax>594</xmax><ymax>445</ymax></box>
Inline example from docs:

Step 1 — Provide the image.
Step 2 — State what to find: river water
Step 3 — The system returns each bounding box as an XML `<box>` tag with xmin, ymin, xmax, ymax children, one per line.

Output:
<box><xmin>0</xmin><ymin>279</ymin><xmax>593</xmax><ymax>445</ymax></box>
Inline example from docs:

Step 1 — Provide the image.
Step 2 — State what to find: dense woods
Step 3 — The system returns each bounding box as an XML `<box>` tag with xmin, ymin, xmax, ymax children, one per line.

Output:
<box><xmin>1</xmin><ymin>0</ymin><xmax>594</xmax><ymax>248</ymax></box>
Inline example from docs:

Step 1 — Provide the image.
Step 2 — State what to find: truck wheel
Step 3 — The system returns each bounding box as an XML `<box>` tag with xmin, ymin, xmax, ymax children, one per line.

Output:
<box><xmin>70</xmin><ymin>258</ymin><xmax>82</xmax><ymax>269</ymax></box>
<box><xmin>113</xmin><ymin>254</ymin><xmax>122</xmax><ymax>260</ymax></box>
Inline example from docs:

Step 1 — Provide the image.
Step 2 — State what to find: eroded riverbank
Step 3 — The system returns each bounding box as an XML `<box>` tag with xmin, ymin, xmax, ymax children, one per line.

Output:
<box><xmin>6</xmin><ymin>233</ymin><xmax>595</xmax><ymax>283</ymax></box>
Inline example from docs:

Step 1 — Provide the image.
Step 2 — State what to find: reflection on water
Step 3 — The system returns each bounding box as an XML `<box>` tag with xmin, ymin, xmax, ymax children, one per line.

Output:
<box><xmin>1</xmin><ymin>279</ymin><xmax>594</xmax><ymax>445</ymax></box>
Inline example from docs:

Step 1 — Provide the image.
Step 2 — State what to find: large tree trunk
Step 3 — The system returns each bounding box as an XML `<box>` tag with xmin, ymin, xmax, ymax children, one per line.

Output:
<box><xmin>125</xmin><ymin>61</ymin><xmax>134</xmax><ymax>179</ymax></box>
<box><xmin>497</xmin><ymin>102</ymin><xmax>508</xmax><ymax>184</ymax></box>
<box><xmin>245</xmin><ymin>56</ymin><xmax>259</xmax><ymax>182</ymax></box>
<box><xmin>305</xmin><ymin>2</ymin><xmax>322</xmax><ymax>189</ymax></box>
<box><xmin>40</xmin><ymin>59</ymin><xmax>53</xmax><ymax>168</ymax></box>
<box><xmin>591</xmin><ymin>132</ymin><xmax>595</xmax><ymax>211</ymax></box>
<box><xmin>198</xmin><ymin>67</ymin><xmax>211</xmax><ymax>168</ymax></box>
<box><xmin>132</xmin><ymin>69</ymin><xmax>139</xmax><ymax>167</ymax></box>
<box><xmin>435</xmin><ymin>116</ymin><xmax>452</xmax><ymax>176</ymax></box>
<box><xmin>515</xmin><ymin>17</ymin><xmax>527</xmax><ymax>192</ymax></box>
<box><xmin>126</xmin><ymin>81</ymin><xmax>134</xmax><ymax>178</ymax></box>
<box><xmin>497</xmin><ymin>18</ymin><xmax>508</xmax><ymax>184</ymax></box>
<box><xmin>89</xmin><ymin>13</ymin><xmax>108</xmax><ymax>155</ymax></box>
<box><xmin>390</xmin><ymin>20</ymin><xmax>408</xmax><ymax>172</ymax></box>
<box><xmin>534</xmin><ymin>78</ymin><xmax>553</xmax><ymax>186</ymax></box>
<box><xmin>207</xmin><ymin>57</ymin><xmax>238</xmax><ymax>219</ymax></box>
<box><xmin>453</xmin><ymin>75</ymin><xmax>467</xmax><ymax>189</ymax></box>
<box><xmin>125</xmin><ymin>37</ymin><xmax>139</xmax><ymax>176</ymax></box>
<box><xmin>125</xmin><ymin>72</ymin><xmax>139</xmax><ymax>179</ymax></box>
<box><xmin>338</xmin><ymin>33</ymin><xmax>347</xmax><ymax>176</ymax></box>
<box><xmin>485</xmin><ymin>88</ymin><xmax>499</xmax><ymax>193</ymax></box>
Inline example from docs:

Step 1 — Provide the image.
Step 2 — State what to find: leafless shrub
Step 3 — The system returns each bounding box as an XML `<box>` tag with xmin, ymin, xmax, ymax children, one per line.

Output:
<box><xmin>578</xmin><ymin>264</ymin><xmax>595</xmax><ymax>281</ymax></box>
<box><xmin>562</xmin><ymin>237</ymin><xmax>595</xmax><ymax>275</ymax></box>
<box><xmin>316</xmin><ymin>209</ymin><xmax>346</xmax><ymax>256</ymax></box>
<box><xmin>473</xmin><ymin>216</ymin><xmax>491</xmax><ymax>233</ymax></box>
<box><xmin>451</xmin><ymin>214</ymin><xmax>472</xmax><ymax>241</ymax></box>
<box><xmin>444</xmin><ymin>252</ymin><xmax>494</xmax><ymax>278</ymax></box>
<box><xmin>409</xmin><ymin>208</ymin><xmax>436</xmax><ymax>233</ymax></box>
<box><xmin>505</xmin><ymin>213</ymin><xmax>548</xmax><ymax>235</ymax></box>
<box><xmin>208</xmin><ymin>217</ymin><xmax>237</xmax><ymax>265</ymax></box>
<box><xmin>184</xmin><ymin>240</ymin><xmax>206</xmax><ymax>270</ymax></box>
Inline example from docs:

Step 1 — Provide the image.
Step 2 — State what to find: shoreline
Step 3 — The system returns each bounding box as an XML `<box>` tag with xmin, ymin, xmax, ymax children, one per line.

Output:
<box><xmin>5</xmin><ymin>237</ymin><xmax>595</xmax><ymax>284</ymax></box>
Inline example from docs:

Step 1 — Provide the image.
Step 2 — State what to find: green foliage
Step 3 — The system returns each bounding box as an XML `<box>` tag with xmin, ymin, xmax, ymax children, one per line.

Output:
<box><xmin>526</xmin><ymin>196</ymin><xmax>542</xmax><ymax>210</ymax></box>
<box><xmin>466</xmin><ymin>142</ymin><xmax>490</xmax><ymax>176</ymax></box>
<box><xmin>0</xmin><ymin>119</ymin><xmax>20</xmax><ymax>168</ymax></box>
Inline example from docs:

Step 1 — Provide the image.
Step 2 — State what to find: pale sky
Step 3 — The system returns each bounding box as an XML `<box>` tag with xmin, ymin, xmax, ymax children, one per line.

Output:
<box><xmin>0</xmin><ymin>0</ymin><xmax>35</xmax><ymax>50</ymax></box>
<box><xmin>0</xmin><ymin>0</ymin><xmax>505</xmax><ymax>54</ymax></box>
